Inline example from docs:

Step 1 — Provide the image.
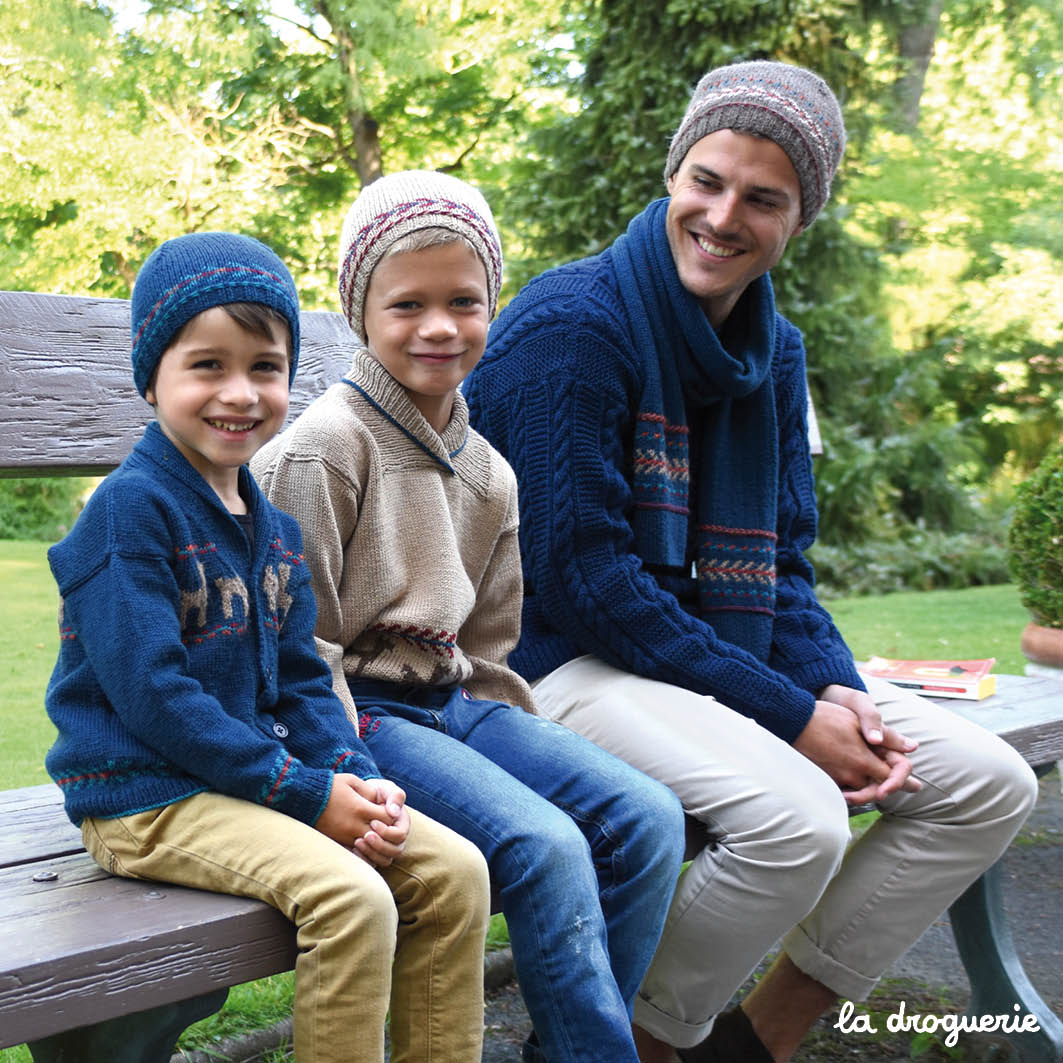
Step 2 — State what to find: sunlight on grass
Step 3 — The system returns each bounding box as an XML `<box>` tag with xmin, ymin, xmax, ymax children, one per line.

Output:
<box><xmin>830</xmin><ymin>583</ymin><xmax>1028</xmax><ymax>675</ymax></box>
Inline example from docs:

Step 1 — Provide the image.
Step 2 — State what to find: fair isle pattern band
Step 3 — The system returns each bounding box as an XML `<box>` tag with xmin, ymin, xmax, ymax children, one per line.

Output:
<box><xmin>132</xmin><ymin>265</ymin><xmax>295</xmax><ymax>357</ymax></box>
<box><xmin>696</xmin><ymin>524</ymin><xmax>777</xmax><ymax>616</ymax></box>
<box><xmin>632</xmin><ymin>413</ymin><xmax>691</xmax><ymax>515</ymax></box>
<box><xmin>339</xmin><ymin>198</ymin><xmax>502</xmax><ymax>314</ymax></box>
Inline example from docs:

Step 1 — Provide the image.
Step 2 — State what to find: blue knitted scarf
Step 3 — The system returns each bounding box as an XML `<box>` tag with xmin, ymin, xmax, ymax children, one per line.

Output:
<box><xmin>610</xmin><ymin>198</ymin><xmax>780</xmax><ymax>658</ymax></box>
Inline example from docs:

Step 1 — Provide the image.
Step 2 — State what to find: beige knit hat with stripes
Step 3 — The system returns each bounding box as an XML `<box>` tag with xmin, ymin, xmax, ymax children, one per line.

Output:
<box><xmin>337</xmin><ymin>170</ymin><xmax>503</xmax><ymax>341</ymax></box>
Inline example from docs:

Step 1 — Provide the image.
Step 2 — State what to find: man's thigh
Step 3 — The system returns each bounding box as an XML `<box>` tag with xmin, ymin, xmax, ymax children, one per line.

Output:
<box><xmin>532</xmin><ymin>655</ymin><xmax>844</xmax><ymax>834</ymax></box>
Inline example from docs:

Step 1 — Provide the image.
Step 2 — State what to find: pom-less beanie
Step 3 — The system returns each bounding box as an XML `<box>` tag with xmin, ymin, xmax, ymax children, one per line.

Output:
<box><xmin>664</xmin><ymin>60</ymin><xmax>846</xmax><ymax>229</ymax></box>
<box><xmin>337</xmin><ymin>170</ymin><xmax>503</xmax><ymax>341</ymax></box>
<box><xmin>130</xmin><ymin>232</ymin><xmax>301</xmax><ymax>398</ymax></box>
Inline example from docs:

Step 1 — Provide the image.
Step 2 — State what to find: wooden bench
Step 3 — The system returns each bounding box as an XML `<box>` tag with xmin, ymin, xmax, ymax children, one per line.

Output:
<box><xmin>2</xmin><ymin>290</ymin><xmax>1062</xmax><ymax>1062</ymax></box>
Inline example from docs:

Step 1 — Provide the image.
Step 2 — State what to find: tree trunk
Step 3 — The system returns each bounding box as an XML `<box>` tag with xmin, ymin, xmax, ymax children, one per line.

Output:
<box><xmin>896</xmin><ymin>0</ymin><xmax>944</xmax><ymax>129</ymax></box>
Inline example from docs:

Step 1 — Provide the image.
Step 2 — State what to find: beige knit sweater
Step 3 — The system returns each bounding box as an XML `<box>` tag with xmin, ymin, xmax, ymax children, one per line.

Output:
<box><xmin>252</xmin><ymin>349</ymin><xmax>535</xmax><ymax>724</ymax></box>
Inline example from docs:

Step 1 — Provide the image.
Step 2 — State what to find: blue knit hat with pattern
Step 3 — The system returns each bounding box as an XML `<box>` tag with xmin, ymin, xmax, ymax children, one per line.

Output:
<box><xmin>130</xmin><ymin>232</ymin><xmax>301</xmax><ymax>398</ymax></box>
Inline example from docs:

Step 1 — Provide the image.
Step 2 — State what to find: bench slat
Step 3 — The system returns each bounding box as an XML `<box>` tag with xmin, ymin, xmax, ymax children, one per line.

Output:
<box><xmin>0</xmin><ymin>783</ymin><xmax>81</xmax><ymax>869</ymax></box>
<box><xmin>931</xmin><ymin>674</ymin><xmax>1063</xmax><ymax>767</ymax></box>
<box><xmin>0</xmin><ymin>850</ymin><xmax>296</xmax><ymax>1046</ymax></box>
<box><xmin>0</xmin><ymin>292</ymin><xmax>356</xmax><ymax>477</ymax></box>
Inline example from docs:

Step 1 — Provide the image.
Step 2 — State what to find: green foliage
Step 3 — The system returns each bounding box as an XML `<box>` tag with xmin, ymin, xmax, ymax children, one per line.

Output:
<box><xmin>810</xmin><ymin>528</ymin><xmax>1011</xmax><ymax>599</ymax></box>
<box><xmin>1007</xmin><ymin>441</ymin><xmax>1063</xmax><ymax>627</ymax></box>
<box><xmin>0</xmin><ymin>478</ymin><xmax>88</xmax><ymax>542</ymax></box>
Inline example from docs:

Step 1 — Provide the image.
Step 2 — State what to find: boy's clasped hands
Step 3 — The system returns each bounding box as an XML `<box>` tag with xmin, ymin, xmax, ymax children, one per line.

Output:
<box><xmin>316</xmin><ymin>774</ymin><xmax>410</xmax><ymax>867</ymax></box>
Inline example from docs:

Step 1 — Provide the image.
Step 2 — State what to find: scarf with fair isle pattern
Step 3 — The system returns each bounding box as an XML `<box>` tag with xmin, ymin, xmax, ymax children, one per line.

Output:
<box><xmin>611</xmin><ymin>198</ymin><xmax>780</xmax><ymax>659</ymax></box>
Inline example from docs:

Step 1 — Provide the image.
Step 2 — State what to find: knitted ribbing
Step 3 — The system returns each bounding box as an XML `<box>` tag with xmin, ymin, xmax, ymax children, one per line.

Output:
<box><xmin>252</xmin><ymin>349</ymin><xmax>534</xmax><ymax>720</ymax></box>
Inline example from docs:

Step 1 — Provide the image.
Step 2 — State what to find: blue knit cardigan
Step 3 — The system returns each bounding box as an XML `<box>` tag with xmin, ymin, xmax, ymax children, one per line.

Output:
<box><xmin>465</xmin><ymin>204</ymin><xmax>865</xmax><ymax>743</ymax></box>
<box><xmin>45</xmin><ymin>420</ymin><xmax>378</xmax><ymax>826</ymax></box>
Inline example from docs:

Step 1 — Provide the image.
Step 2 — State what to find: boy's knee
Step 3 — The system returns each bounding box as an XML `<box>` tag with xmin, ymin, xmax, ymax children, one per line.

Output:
<box><xmin>433</xmin><ymin>832</ymin><xmax>491</xmax><ymax>911</ymax></box>
<box><xmin>394</xmin><ymin>816</ymin><xmax>490</xmax><ymax>934</ymax></box>
<box><xmin>624</xmin><ymin>777</ymin><xmax>686</xmax><ymax>861</ymax></box>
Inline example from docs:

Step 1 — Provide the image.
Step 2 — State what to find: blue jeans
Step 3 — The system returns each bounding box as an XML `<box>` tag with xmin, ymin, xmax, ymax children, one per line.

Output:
<box><xmin>351</xmin><ymin>680</ymin><xmax>685</xmax><ymax>1063</ymax></box>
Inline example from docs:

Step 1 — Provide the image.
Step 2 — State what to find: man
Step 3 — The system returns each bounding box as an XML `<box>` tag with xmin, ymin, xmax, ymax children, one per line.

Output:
<box><xmin>464</xmin><ymin>60</ymin><xmax>1036</xmax><ymax>1062</ymax></box>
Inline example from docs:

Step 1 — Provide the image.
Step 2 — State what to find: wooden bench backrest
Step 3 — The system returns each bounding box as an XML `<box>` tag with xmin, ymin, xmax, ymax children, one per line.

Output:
<box><xmin>0</xmin><ymin>291</ymin><xmax>356</xmax><ymax>478</ymax></box>
<box><xmin>0</xmin><ymin>287</ymin><xmax>823</xmax><ymax>479</ymax></box>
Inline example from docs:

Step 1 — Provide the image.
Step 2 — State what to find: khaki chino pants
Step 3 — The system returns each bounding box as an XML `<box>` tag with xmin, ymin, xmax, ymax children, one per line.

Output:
<box><xmin>532</xmin><ymin>657</ymin><xmax>1037</xmax><ymax>1049</ymax></box>
<box><xmin>83</xmin><ymin>794</ymin><xmax>489</xmax><ymax>1063</ymax></box>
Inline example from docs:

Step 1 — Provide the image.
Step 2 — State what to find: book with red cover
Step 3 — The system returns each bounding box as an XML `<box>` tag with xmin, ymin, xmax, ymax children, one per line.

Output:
<box><xmin>860</xmin><ymin>657</ymin><xmax>997</xmax><ymax>700</ymax></box>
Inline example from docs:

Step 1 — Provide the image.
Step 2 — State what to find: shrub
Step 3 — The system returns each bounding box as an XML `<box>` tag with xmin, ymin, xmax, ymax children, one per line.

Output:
<box><xmin>810</xmin><ymin>528</ymin><xmax>1012</xmax><ymax>600</ymax></box>
<box><xmin>0</xmin><ymin>477</ymin><xmax>90</xmax><ymax>541</ymax></box>
<box><xmin>1008</xmin><ymin>441</ymin><xmax>1063</xmax><ymax>627</ymax></box>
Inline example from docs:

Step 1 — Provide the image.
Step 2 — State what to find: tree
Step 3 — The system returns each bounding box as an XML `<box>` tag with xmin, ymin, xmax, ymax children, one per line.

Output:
<box><xmin>0</xmin><ymin>0</ymin><xmax>317</xmax><ymax>297</ymax></box>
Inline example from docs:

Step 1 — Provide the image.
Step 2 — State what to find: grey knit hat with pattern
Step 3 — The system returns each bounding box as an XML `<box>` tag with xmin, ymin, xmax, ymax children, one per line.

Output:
<box><xmin>337</xmin><ymin>170</ymin><xmax>503</xmax><ymax>341</ymax></box>
<box><xmin>664</xmin><ymin>60</ymin><xmax>846</xmax><ymax>228</ymax></box>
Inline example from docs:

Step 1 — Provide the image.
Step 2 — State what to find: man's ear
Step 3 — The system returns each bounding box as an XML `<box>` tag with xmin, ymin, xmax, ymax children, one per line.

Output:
<box><xmin>666</xmin><ymin>172</ymin><xmax>677</xmax><ymax>195</ymax></box>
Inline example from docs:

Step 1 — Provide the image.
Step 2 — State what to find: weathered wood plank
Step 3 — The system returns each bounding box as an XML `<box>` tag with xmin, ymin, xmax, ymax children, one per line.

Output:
<box><xmin>0</xmin><ymin>291</ymin><xmax>356</xmax><ymax>477</ymax></box>
<box><xmin>932</xmin><ymin>673</ymin><xmax>1063</xmax><ymax>767</ymax></box>
<box><xmin>0</xmin><ymin>850</ymin><xmax>296</xmax><ymax>1046</ymax></box>
<box><xmin>0</xmin><ymin>783</ymin><xmax>80</xmax><ymax>870</ymax></box>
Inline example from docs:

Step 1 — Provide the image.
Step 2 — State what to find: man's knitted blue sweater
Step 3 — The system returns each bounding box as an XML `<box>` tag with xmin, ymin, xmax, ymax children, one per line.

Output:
<box><xmin>466</xmin><ymin>208</ymin><xmax>865</xmax><ymax>743</ymax></box>
<box><xmin>45</xmin><ymin>420</ymin><xmax>378</xmax><ymax>827</ymax></box>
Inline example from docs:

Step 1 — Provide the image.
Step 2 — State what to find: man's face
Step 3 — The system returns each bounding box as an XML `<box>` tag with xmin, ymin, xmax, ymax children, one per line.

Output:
<box><xmin>665</xmin><ymin>128</ymin><xmax>804</xmax><ymax>328</ymax></box>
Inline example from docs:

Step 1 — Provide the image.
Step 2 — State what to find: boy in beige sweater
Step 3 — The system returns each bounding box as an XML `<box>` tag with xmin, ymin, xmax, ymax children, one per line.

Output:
<box><xmin>253</xmin><ymin>170</ymin><xmax>685</xmax><ymax>1063</ymax></box>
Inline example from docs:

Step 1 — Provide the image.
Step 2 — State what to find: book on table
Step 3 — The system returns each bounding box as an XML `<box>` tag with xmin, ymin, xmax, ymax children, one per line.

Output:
<box><xmin>859</xmin><ymin>657</ymin><xmax>997</xmax><ymax>700</ymax></box>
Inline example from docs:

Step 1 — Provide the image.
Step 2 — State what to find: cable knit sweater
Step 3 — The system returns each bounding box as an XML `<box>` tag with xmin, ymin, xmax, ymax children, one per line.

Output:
<box><xmin>45</xmin><ymin>420</ymin><xmax>378</xmax><ymax>827</ymax></box>
<box><xmin>465</xmin><ymin>207</ymin><xmax>865</xmax><ymax>744</ymax></box>
<box><xmin>253</xmin><ymin>349</ymin><xmax>534</xmax><ymax>722</ymax></box>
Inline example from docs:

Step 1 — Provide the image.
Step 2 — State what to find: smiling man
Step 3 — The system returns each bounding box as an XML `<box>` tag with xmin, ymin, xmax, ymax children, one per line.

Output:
<box><xmin>465</xmin><ymin>61</ymin><xmax>1036</xmax><ymax>1062</ymax></box>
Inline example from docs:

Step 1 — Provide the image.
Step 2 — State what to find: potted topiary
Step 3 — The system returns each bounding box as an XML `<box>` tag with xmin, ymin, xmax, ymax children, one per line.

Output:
<box><xmin>1008</xmin><ymin>440</ymin><xmax>1063</xmax><ymax>675</ymax></box>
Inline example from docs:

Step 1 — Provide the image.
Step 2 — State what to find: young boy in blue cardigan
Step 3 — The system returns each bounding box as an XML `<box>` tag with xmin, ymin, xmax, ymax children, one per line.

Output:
<box><xmin>44</xmin><ymin>232</ymin><xmax>490</xmax><ymax>1063</ymax></box>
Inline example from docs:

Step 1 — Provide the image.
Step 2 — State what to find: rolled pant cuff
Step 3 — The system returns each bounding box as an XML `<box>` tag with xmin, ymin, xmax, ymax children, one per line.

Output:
<box><xmin>633</xmin><ymin>992</ymin><xmax>715</xmax><ymax>1050</ymax></box>
<box><xmin>782</xmin><ymin>925</ymin><xmax>879</xmax><ymax>1002</ymax></box>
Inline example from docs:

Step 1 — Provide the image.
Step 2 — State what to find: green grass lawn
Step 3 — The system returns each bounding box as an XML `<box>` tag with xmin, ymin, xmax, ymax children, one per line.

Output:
<box><xmin>0</xmin><ymin>539</ymin><xmax>1034</xmax><ymax>1060</ymax></box>
<box><xmin>0</xmin><ymin>540</ymin><xmax>59</xmax><ymax>791</ymax></box>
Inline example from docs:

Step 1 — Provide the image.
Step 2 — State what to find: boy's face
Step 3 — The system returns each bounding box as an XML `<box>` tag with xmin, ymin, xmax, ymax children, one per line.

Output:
<box><xmin>362</xmin><ymin>241</ymin><xmax>490</xmax><ymax>434</ymax></box>
<box><xmin>145</xmin><ymin>306</ymin><xmax>290</xmax><ymax>503</ymax></box>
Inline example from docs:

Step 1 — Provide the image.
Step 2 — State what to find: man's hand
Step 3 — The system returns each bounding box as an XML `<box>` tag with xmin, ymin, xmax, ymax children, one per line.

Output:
<box><xmin>794</xmin><ymin>691</ymin><xmax>921</xmax><ymax>805</ymax></box>
<box><xmin>315</xmin><ymin>774</ymin><xmax>409</xmax><ymax>867</ymax></box>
